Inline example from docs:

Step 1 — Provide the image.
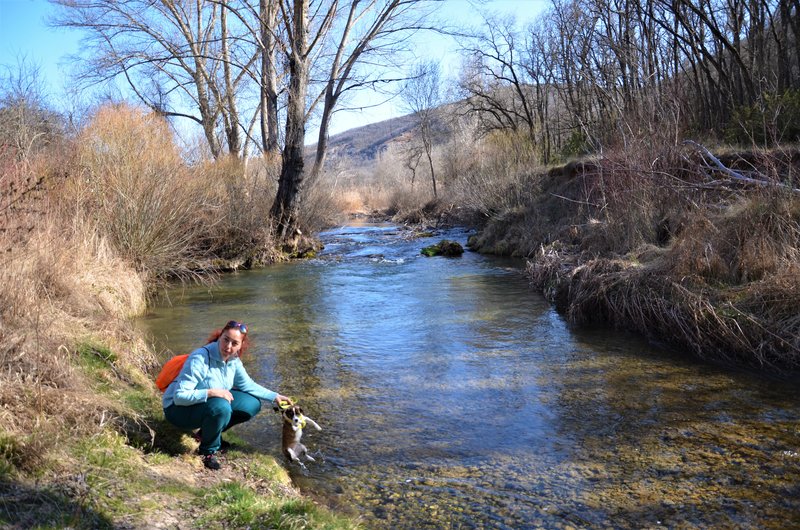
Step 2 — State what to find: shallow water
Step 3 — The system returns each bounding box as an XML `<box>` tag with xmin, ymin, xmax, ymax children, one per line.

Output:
<box><xmin>139</xmin><ymin>222</ymin><xmax>800</xmax><ymax>529</ymax></box>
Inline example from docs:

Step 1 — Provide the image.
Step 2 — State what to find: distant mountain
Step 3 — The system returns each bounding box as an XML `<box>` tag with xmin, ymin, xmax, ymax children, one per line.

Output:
<box><xmin>310</xmin><ymin>104</ymin><xmax>455</xmax><ymax>169</ymax></box>
<box><xmin>311</xmin><ymin>113</ymin><xmax>416</xmax><ymax>167</ymax></box>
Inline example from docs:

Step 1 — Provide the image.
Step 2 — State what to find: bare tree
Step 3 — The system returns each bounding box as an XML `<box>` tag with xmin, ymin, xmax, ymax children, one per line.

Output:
<box><xmin>403</xmin><ymin>143</ymin><xmax>424</xmax><ymax>188</ymax></box>
<box><xmin>52</xmin><ymin>0</ymin><xmax>270</xmax><ymax>159</ymax></box>
<box><xmin>401</xmin><ymin>60</ymin><xmax>442</xmax><ymax>198</ymax></box>
<box><xmin>307</xmin><ymin>0</ymin><xmax>434</xmax><ymax>181</ymax></box>
<box><xmin>269</xmin><ymin>0</ymin><xmax>311</xmax><ymax>239</ymax></box>
<box><xmin>459</xmin><ymin>14</ymin><xmax>537</xmax><ymax>141</ymax></box>
<box><xmin>215</xmin><ymin>0</ymin><xmax>284</xmax><ymax>155</ymax></box>
<box><xmin>460</xmin><ymin>0</ymin><xmax>799</xmax><ymax>159</ymax></box>
<box><xmin>0</xmin><ymin>58</ymin><xmax>62</xmax><ymax>160</ymax></box>
<box><xmin>270</xmin><ymin>0</ymin><xmax>434</xmax><ymax>238</ymax></box>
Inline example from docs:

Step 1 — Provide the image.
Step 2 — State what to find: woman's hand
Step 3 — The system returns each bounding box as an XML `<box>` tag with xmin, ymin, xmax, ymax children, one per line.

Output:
<box><xmin>274</xmin><ymin>394</ymin><xmax>293</xmax><ymax>406</ymax></box>
<box><xmin>208</xmin><ymin>388</ymin><xmax>234</xmax><ymax>402</ymax></box>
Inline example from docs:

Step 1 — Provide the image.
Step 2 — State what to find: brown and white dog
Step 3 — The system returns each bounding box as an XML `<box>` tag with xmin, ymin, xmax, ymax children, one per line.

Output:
<box><xmin>281</xmin><ymin>404</ymin><xmax>322</xmax><ymax>464</ymax></box>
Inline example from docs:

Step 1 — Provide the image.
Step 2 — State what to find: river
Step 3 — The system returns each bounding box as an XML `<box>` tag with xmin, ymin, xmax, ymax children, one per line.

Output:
<box><xmin>138</xmin><ymin>221</ymin><xmax>800</xmax><ymax>529</ymax></box>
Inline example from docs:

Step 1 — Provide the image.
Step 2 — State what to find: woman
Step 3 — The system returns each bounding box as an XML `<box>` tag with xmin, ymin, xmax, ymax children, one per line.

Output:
<box><xmin>162</xmin><ymin>320</ymin><xmax>291</xmax><ymax>470</ymax></box>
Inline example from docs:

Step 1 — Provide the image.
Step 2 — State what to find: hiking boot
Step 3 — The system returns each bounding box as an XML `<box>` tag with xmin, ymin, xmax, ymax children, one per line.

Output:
<box><xmin>202</xmin><ymin>453</ymin><xmax>221</xmax><ymax>470</ymax></box>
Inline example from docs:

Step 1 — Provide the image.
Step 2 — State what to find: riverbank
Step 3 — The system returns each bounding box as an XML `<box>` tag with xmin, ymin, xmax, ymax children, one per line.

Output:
<box><xmin>462</xmin><ymin>145</ymin><xmax>800</xmax><ymax>372</ymax></box>
<box><xmin>0</xmin><ymin>104</ymin><xmax>358</xmax><ymax>527</ymax></box>
<box><xmin>0</xmin><ymin>223</ymin><xmax>358</xmax><ymax>529</ymax></box>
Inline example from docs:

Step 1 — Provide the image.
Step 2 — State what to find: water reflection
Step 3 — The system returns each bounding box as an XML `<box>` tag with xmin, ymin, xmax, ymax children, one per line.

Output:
<box><xmin>139</xmin><ymin>223</ymin><xmax>800</xmax><ymax>529</ymax></box>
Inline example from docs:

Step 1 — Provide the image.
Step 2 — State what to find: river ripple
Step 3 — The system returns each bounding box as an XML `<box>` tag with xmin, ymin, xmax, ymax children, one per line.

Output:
<box><xmin>139</xmin><ymin>222</ymin><xmax>800</xmax><ymax>529</ymax></box>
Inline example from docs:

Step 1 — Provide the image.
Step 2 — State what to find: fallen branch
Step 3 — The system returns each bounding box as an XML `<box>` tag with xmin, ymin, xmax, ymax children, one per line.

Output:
<box><xmin>682</xmin><ymin>140</ymin><xmax>800</xmax><ymax>194</ymax></box>
<box><xmin>549</xmin><ymin>193</ymin><xmax>600</xmax><ymax>207</ymax></box>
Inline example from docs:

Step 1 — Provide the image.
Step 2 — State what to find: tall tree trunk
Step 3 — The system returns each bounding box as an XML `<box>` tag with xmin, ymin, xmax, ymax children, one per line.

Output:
<box><xmin>271</xmin><ymin>0</ymin><xmax>309</xmax><ymax>240</ymax></box>
<box><xmin>220</xmin><ymin>1</ymin><xmax>242</xmax><ymax>157</ymax></box>
<box><xmin>311</xmin><ymin>89</ymin><xmax>335</xmax><ymax>182</ymax></box>
<box><xmin>787</xmin><ymin>0</ymin><xmax>800</xmax><ymax>87</ymax></box>
<box><xmin>421</xmin><ymin>121</ymin><xmax>437</xmax><ymax>198</ymax></box>
<box><xmin>260</xmin><ymin>0</ymin><xmax>280</xmax><ymax>154</ymax></box>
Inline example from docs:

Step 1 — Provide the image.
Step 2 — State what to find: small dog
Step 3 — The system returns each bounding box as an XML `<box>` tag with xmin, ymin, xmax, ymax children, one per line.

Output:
<box><xmin>280</xmin><ymin>404</ymin><xmax>322</xmax><ymax>464</ymax></box>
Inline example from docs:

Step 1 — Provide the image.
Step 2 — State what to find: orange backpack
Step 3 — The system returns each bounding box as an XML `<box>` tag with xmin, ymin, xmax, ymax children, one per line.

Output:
<box><xmin>155</xmin><ymin>354</ymin><xmax>190</xmax><ymax>392</ymax></box>
<box><xmin>155</xmin><ymin>347</ymin><xmax>210</xmax><ymax>392</ymax></box>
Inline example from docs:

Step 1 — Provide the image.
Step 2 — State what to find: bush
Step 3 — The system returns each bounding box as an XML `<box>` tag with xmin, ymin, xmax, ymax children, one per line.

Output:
<box><xmin>195</xmin><ymin>154</ymin><xmax>279</xmax><ymax>267</ymax></box>
<box><xmin>73</xmin><ymin>104</ymin><xmax>211</xmax><ymax>283</ymax></box>
<box><xmin>727</xmin><ymin>89</ymin><xmax>800</xmax><ymax>145</ymax></box>
<box><xmin>448</xmin><ymin>130</ymin><xmax>541</xmax><ymax>221</ymax></box>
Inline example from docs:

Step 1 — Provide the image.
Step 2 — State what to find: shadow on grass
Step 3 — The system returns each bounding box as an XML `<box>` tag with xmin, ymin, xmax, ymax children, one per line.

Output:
<box><xmin>121</xmin><ymin>395</ymin><xmax>279</xmax><ymax>459</ymax></box>
<box><xmin>0</xmin><ymin>477</ymin><xmax>115</xmax><ymax>529</ymax></box>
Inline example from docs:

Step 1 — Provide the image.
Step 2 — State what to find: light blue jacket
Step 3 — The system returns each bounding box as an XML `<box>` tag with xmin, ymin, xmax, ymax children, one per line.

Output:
<box><xmin>162</xmin><ymin>341</ymin><xmax>278</xmax><ymax>408</ymax></box>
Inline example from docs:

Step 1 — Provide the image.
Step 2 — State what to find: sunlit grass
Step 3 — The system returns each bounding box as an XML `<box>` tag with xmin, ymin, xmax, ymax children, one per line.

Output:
<box><xmin>200</xmin><ymin>482</ymin><xmax>360</xmax><ymax>530</ymax></box>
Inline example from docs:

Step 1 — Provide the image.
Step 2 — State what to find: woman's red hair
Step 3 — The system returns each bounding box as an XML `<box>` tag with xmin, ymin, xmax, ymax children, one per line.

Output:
<box><xmin>207</xmin><ymin>324</ymin><xmax>251</xmax><ymax>357</ymax></box>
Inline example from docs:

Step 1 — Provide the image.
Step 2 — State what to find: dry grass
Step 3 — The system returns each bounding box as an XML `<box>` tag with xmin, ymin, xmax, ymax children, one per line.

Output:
<box><xmin>72</xmin><ymin>104</ymin><xmax>216</xmax><ymax>284</ymax></box>
<box><xmin>666</xmin><ymin>191</ymin><xmax>800</xmax><ymax>283</ymax></box>
<box><xmin>0</xmin><ymin>209</ymin><xmax>154</xmax><ymax>468</ymax></box>
<box><xmin>522</xmin><ymin>151</ymin><xmax>800</xmax><ymax>371</ymax></box>
<box><xmin>332</xmin><ymin>189</ymin><xmax>371</xmax><ymax>214</ymax></box>
<box><xmin>545</xmin><ymin>256</ymin><xmax>800</xmax><ymax>370</ymax></box>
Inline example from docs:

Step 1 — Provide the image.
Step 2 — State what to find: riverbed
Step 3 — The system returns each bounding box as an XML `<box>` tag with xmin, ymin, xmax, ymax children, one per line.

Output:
<box><xmin>139</xmin><ymin>222</ymin><xmax>800</xmax><ymax>529</ymax></box>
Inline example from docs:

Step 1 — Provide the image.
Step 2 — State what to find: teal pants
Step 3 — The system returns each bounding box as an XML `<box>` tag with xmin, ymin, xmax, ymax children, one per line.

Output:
<box><xmin>164</xmin><ymin>390</ymin><xmax>262</xmax><ymax>454</ymax></box>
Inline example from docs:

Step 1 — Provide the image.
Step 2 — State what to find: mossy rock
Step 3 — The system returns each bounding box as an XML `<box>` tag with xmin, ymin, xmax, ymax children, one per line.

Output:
<box><xmin>421</xmin><ymin>240</ymin><xmax>464</xmax><ymax>257</ymax></box>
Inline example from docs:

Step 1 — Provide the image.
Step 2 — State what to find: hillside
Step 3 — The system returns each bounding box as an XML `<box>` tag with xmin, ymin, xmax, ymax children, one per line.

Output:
<box><xmin>311</xmin><ymin>104</ymin><xmax>455</xmax><ymax>169</ymax></box>
<box><xmin>315</xmin><ymin>114</ymin><xmax>416</xmax><ymax>167</ymax></box>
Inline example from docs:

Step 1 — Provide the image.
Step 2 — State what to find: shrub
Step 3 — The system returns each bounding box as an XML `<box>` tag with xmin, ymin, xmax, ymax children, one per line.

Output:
<box><xmin>448</xmin><ymin>130</ymin><xmax>541</xmax><ymax>221</ymax></box>
<box><xmin>298</xmin><ymin>177</ymin><xmax>350</xmax><ymax>233</ymax></box>
<box><xmin>727</xmin><ymin>89</ymin><xmax>800</xmax><ymax>145</ymax></box>
<box><xmin>69</xmin><ymin>104</ymin><xmax>212</xmax><ymax>283</ymax></box>
<box><xmin>195</xmin><ymin>154</ymin><xmax>279</xmax><ymax>266</ymax></box>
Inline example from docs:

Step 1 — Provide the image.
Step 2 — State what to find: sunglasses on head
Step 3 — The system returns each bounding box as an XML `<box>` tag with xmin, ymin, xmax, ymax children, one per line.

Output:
<box><xmin>225</xmin><ymin>321</ymin><xmax>248</xmax><ymax>334</ymax></box>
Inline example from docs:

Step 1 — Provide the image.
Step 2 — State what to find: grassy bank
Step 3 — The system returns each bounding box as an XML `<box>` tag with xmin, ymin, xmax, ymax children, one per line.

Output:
<box><xmin>463</xmin><ymin>142</ymin><xmax>800</xmax><ymax>372</ymax></box>
<box><xmin>0</xmin><ymin>104</ymin><xmax>357</xmax><ymax>528</ymax></box>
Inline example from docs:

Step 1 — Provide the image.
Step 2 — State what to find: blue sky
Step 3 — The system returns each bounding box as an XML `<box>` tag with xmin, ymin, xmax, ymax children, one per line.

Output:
<box><xmin>0</xmin><ymin>0</ymin><xmax>81</xmax><ymax>95</ymax></box>
<box><xmin>0</xmin><ymin>0</ymin><xmax>546</xmax><ymax>138</ymax></box>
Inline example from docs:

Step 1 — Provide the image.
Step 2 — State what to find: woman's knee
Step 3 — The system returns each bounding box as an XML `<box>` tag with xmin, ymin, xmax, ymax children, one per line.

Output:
<box><xmin>206</xmin><ymin>397</ymin><xmax>233</xmax><ymax>420</ymax></box>
<box><xmin>231</xmin><ymin>391</ymin><xmax>262</xmax><ymax>418</ymax></box>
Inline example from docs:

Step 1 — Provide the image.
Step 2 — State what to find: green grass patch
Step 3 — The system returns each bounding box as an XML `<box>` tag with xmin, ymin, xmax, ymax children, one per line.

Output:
<box><xmin>69</xmin><ymin>430</ymin><xmax>194</xmax><ymax>523</ymax></box>
<box><xmin>74</xmin><ymin>341</ymin><xmax>119</xmax><ymax>392</ymax></box>
<box><xmin>199</xmin><ymin>482</ymin><xmax>358</xmax><ymax>530</ymax></box>
<box><xmin>237</xmin><ymin>451</ymin><xmax>291</xmax><ymax>484</ymax></box>
<box><xmin>121</xmin><ymin>386</ymin><xmax>159</xmax><ymax>413</ymax></box>
<box><xmin>0</xmin><ymin>433</ymin><xmax>23</xmax><ymax>476</ymax></box>
<box><xmin>76</xmin><ymin>341</ymin><xmax>117</xmax><ymax>369</ymax></box>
